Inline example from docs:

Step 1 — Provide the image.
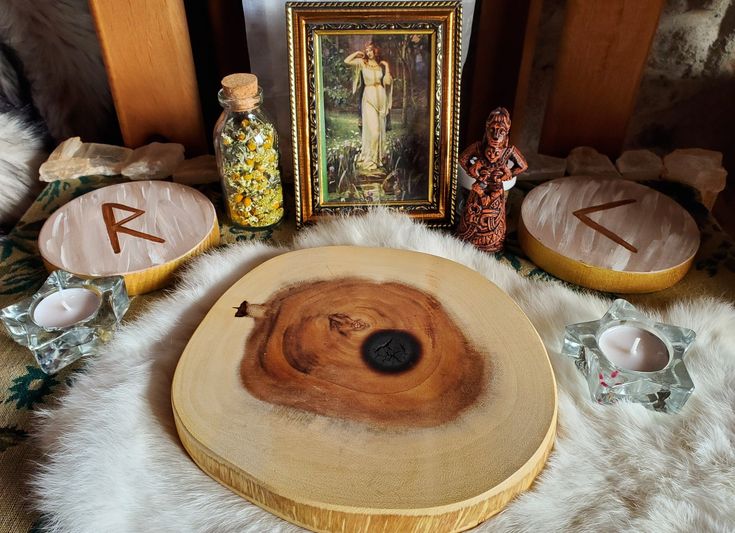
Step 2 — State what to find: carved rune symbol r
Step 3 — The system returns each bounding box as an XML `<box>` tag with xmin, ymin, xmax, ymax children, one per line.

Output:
<box><xmin>101</xmin><ymin>203</ymin><xmax>165</xmax><ymax>254</ymax></box>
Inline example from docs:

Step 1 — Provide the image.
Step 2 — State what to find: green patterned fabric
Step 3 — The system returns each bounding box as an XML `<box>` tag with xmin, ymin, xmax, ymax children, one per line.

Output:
<box><xmin>0</xmin><ymin>176</ymin><xmax>732</xmax><ymax>532</ymax></box>
<box><xmin>0</xmin><ymin>176</ymin><xmax>295</xmax><ymax>532</ymax></box>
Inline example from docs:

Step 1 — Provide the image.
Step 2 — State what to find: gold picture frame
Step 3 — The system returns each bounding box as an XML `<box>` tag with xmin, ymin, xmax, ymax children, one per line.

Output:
<box><xmin>287</xmin><ymin>1</ymin><xmax>462</xmax><ymax>227</ymax></box>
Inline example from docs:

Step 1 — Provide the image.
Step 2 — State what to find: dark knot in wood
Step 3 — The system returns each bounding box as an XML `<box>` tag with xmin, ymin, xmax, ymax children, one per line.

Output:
<box><xmin>328</xmin><ymin>313</ymin><xmax>370</xmax><ymax>335</ymax></box>
<box><xmin>362</xmin><ymin>330</ymin><xmax>421</xmax><ymax>373</ymax></box>
<box><xmin>239</xmin><ymin>279</ymin><xmax>485</xmax><ymax>427</ymax></box>
<box><xmin>233</xmin><ymin>301</ymin><xmax>267</xmax><ymax>318</ymax></box>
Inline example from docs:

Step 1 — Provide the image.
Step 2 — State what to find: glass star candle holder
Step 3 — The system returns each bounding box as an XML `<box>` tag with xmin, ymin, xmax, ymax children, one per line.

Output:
<box><xmin>562</xmin><ymin>299</ymin><xmax>695</xmax><ymax>413</ymax></box>
<box><xmin>0</xmin><ymin>270</ymin><xmax>130</xmax><ymax>374</ymax></box>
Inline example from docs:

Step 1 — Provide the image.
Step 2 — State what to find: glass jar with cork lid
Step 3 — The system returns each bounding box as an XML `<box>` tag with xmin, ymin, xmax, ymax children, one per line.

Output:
<box><xmin>214</xmin><ymin>73</ymin><xmax>284</xmax><ymax>228</ymax></box>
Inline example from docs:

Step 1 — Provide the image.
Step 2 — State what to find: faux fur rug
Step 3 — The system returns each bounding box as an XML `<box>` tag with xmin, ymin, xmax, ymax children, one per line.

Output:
<box><xmin>32</xmin><ymin>212</ymin><xmax>735</xmax><ymax>532</ymax></box>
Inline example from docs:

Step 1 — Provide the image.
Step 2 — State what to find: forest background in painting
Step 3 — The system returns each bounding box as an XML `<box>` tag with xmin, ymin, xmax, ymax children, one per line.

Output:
<box><xmin>319</xmin><ymin>32</ymin><xmax>433</xmax><ymax>204</ymax></box>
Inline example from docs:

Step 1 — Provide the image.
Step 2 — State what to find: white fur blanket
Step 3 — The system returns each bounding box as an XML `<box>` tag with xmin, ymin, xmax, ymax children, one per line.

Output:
<box><xmin>32</xmin><ymin>212</ymin><xmax>735</xmax><ymax>532</ymax></box>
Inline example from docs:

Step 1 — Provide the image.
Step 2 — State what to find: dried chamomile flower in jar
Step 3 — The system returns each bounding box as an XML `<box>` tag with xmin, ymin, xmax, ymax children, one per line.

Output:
<box><xmin>214</xmin><ymin>73</ymin><xmax>284</xmax><ymax>228</ymax></box>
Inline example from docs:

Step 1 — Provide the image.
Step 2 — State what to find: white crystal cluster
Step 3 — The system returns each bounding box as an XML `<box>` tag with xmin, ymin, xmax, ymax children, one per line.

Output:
<box><xmin>39</xmin><ymin>137</ymin><xmax>217</xmax><ymax>185</ymax></box>
<box><xmin>662</xmin><ymin>149</ymin><xmax>727</xmax><ymax>210</ymax></box>
<box><xmin>513</xmin><ymin>145</ymin><xmax>727</xmax><ymax>210</ymax></box>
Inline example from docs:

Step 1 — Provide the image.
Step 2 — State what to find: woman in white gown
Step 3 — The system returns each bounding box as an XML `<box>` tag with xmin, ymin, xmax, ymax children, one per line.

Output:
<box><xmin>344</xmin><ymin>42</ymin><xmax>392</xmax><ymax>171</ymax></box>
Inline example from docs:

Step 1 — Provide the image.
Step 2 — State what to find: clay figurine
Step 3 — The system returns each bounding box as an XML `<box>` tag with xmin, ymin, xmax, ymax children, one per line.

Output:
<box><xmin>456</xmin><ymin>107</ymin><xmax>527</xmax><ymax>252</ymax></box>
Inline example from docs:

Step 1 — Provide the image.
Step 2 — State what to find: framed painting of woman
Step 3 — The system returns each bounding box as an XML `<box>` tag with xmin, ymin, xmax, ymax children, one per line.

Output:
<box><xmin>287</xmin><ymin>1</ymin><xmax>461</xmax><ymax>227</ymax></box>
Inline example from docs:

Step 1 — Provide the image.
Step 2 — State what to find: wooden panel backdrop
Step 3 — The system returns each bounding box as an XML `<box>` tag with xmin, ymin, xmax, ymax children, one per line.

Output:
<box><xmin>539</xmin><ymin>0</ymin><xmax>666</xmax><ymax>157</ymax></box>
<box><xmin>90</xmin><ymin>1</ymin><xmax>665</xmax><ymax>167</ymax></box>
<box><xmin>89</xmin><ymin>0</ymin><xmax>208</xmax><ymax>154</ymax></box>
<box><xmin>461</xmin><ymin>0</ymin><xmax>542</xmax><ymax>148</ymax></box>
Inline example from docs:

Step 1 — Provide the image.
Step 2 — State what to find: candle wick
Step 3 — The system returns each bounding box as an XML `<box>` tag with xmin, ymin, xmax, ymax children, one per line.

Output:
<box><xmin>631</xmin><ymin>337</ymin><xmax>641</xmax><ymax>355</ymax></box>
<box><xmin>61</xmin><ymin>300</ymin><xmax>72</xmax><ymax>312</ymax></box>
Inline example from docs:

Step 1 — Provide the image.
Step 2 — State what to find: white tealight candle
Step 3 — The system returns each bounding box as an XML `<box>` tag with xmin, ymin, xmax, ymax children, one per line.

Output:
<box><xmin>32</xmin><ymin>287</ymin><xmax>101</xmax><ymax>328</ymax></box>
<box><xmin>598</xmin><ymin>325</ymin><xmax>670</xmax><ymax>372</ymax></box>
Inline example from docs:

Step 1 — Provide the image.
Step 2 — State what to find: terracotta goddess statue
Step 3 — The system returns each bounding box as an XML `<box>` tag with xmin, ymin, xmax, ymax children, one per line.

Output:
<box><xmin>456</xmin><ymin>107</ymin><xmax>527</xmax><ymax>252</ymax></box>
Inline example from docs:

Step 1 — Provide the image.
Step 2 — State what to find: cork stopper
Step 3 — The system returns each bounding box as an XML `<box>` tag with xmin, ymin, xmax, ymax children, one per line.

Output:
<box><xmin>221</xmin><ymin>73</ymin><xmax>258</xmax><ymax>100</ymax></box>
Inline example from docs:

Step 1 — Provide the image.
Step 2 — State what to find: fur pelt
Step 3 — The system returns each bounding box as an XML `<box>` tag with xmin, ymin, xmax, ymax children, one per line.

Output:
<box><xmin>0</xmin><ymin>109</ymin><xmax>46</xmax><ymax>228</ymax></box>
<box><xmin>0</xmin><ymin>0</ymin><xmax>112</xmax><ymax>229</ymax></box>
<box><xmin>0</xmin><ymin>0</ymin><xmax>112</xmax><ymax>142</ymax></box>
<box><xmin>32</xmin><ymin>211</ymin><xmax>735</xmax><ymax>532</ymax></box>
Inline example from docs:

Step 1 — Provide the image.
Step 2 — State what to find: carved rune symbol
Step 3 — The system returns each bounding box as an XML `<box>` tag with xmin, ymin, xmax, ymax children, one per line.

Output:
<box><xmin>101</xmin><ymin>203</ymin><xmax>166</xmax><ymax>254</ymax></box>
<box><xmin>572</xmin><ymin>199</ymin><xmax>638</xmax><ymax>253</ymax></box>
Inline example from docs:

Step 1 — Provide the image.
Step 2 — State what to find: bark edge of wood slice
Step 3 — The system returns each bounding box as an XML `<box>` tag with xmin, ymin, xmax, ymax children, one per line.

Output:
<box><xmin>38</xmin><ymin>180</ymin><xmax>220</xmax><ymax>295</ymax></box>
<box><xmin>519</xmin><ymin>177</ymin><xmax>699</xmax><ymax>293</ymax></box>
<box><xmin>172</xmin><ymin>246</ymin><xmax>557</xmax><ymax>532</ymax></box>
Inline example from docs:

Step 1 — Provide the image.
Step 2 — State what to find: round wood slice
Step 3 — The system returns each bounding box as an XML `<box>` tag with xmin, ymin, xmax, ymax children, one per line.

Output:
<box><xmin>38</xmin><ymin>181</ymin><xmax>219</xmax><ymax>295</ymax></box>
<box><xmin>172</xmin><ymin>246</ymin><xmax>557</xmax><ymax>532</ymax></box>
<box><xmin>519</xmin><ymin>177</ymin><xmax>700</xmax><ymax>293</ymax></box>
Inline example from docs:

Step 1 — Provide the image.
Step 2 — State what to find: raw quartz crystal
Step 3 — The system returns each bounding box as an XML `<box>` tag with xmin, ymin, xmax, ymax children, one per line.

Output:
<box><xmin>121</xmin><ymin>142</ymin><xmax>185</xmax><ymax>180</ymax></box>
<box><xmin>566</xmin><ymin>146</ymin><xmax>620</xmax><ymax>178</ymax></box>
<box><xmin>39</xmin><ymin>137</ymin><xmax>185</xmax><ymax>182</ymax></box>
<box><xmin>520</xmin><ymin>151</ymin><xmax>567</xmax><ymax>181</ymax></box>
<box><xmin>40</xmin><ymin>137</ymin><xmax>132</xmax><ymax>182</ymax></box>
<box><xmin>615</xmin><ymin>149</ymin><xmax>663</xmax><ymax>181</ymax></box>
<box><xmin>663</xmin><ymin>148</ymin><xmax>727</xmax><ymax>209</ymax></box>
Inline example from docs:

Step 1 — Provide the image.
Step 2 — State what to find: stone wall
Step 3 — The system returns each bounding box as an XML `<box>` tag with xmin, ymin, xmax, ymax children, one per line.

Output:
<box><xmin>519</xmin><ymin>0</ymin><xmax>735</xmax><ymax>175</ymax></box>
<box><xmin>626</xmin><ymin>0</ymin><xmax>735</xmax><ymax>174</ymax></box>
